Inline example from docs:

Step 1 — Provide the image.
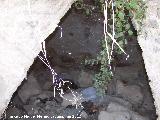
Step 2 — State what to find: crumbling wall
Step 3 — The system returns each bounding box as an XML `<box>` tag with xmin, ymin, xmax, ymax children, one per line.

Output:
<box><xmin>137</xmin><ymin>0</ymin><xmax>160</xmax><ymax>120</ymax></box>
<box><xmin>0</xmin><ymin>0</ymin><xmax>75</xmax><ymax>116</ymax></box>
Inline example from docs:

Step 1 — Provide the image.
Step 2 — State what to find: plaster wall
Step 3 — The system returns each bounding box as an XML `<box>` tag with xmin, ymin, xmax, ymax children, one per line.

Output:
<box><xmin>0</xmin><ymin>0</ymin><xmax>75</xmax><ymax>116</ymax></box>
<box><xmin>137</xmin><ymin>0</ymin><xmax>160</xmax><ymax>120</ymax></box>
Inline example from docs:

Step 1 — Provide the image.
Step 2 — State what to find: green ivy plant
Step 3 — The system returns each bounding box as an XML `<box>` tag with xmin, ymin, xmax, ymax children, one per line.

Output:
<box><xmin>76</xmin><ymin>0</ymin><xmax>146</xmax><ymax>96</ymax></box>
<box><xmin>85</xmin><ymin>39</ymin><xmax>112</xmax><ymax>96</ymax></box>
<box><xmin>74</xmin><ymin>0</ymin><xmax>92</xmax><ymax>16</ymax></box>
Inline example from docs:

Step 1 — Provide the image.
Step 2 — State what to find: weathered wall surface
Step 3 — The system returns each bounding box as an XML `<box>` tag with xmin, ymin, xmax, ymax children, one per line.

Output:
<box><xmin>137</xmin><ymin>0</ymin><xmax>160</xmax><ymax>120</ymax></box>
<box><xmin>0</xmin><ymin>0</ymin><xmax>75</xmax><ymax>116</ymax></box>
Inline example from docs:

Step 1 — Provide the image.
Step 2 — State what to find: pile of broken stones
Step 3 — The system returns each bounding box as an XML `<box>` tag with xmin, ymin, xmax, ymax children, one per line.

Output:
<box><xmin>3</xmin><ymin>62</ymin><xmax>156</xmax><ymax>120</ymax></box>
<box><xmin>2</xmin><ymin>36</ymin><xmax>156</xmax><ymax>120</ymax></box>
<box><xmin>2</xmin><ymin>2</ymin><xmax>157</xmax><ymax>119</ymax></box>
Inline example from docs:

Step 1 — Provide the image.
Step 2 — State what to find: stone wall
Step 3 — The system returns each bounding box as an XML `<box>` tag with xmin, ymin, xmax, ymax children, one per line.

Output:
<box><xmin>0</xmin><ymin>0</ymin><xmax>75</xmax><ymax>117</ymax></box>
<box><xmin>137</xmin><ymin>0</ymin><xmax>160</xmax><ymax>120</ymax></box>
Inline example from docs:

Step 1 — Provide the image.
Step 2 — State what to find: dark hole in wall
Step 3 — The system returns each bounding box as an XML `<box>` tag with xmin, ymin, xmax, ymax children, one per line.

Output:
<box><xmin>1</xmin><ymin>2</ymin><xmax>157</xmax><ymax>120</ymax></box>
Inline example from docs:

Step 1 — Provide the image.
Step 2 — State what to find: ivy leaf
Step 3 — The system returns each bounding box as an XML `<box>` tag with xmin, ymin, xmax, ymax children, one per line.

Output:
<box><xmin>129</xmin><ymin>0</ymin><xmax>138</xmax><ymax>9</ymax></box>
<box><xmin>117</xmin><ymin>20</ymin><xmax>122</xmax><ymax>27</ymax></box>
<box><xmin>115</xmin><ymin>1</ymin><xmax>123</xmax><ymax>8</ymax></box>
<box><xmin>126</xmin><ymin>24</ymin><xmax>130</xmax><ymax>30</ymax></box>
<box><xmin>128</xmin><ymin>30</ymin><xmax>133</xmax><ymax>35</ymax></box>
<box><xmin>115</xmin><ymin>32</ymin><xmax>124</xmax><ymax>38</ymax></box>
<box><xmin>117</xmin><ymin>27</ymin><xmax>123</xmax><ymax>33</ymax></box>
<box><xmin>118</xmin><ymin>40</ymin><xmax>123</xmax><ymax>46</ymax></box>
<box><xmin>85</xmin><ymin>8</ymin><xmax>90</xmax><ymax>16</ymax></box>
<box><xmin>125</xmin><ymin>3</ymin><xmax>130</xmax><ymax>10</ymax></box>
<box><xmin>118</xmin><ymin>12</ymin><xmax>124</xmax><ymax>20</ymax></box>
<box><xmin>99</xmin><ymin>0</ymin><xmax>104</xmax><ymax>3</ymax></box>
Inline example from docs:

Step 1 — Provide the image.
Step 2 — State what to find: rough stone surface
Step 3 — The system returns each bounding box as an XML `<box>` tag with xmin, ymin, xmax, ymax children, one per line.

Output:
<box><xmin>141</xmin><ymin>90</ymin><xmax>156</xmax><ymax>111</ymax></box>
<box><xmin>42</xmin><ymin>81</ymin><xmax>53</xmax><ymax>90</ymax></box>
<box><xmin>114</xmin><ymin>67</ymin><xmax>139</xmax><ymax>82</ymax></box>
<box><xmin>36</xmin><ymin>91</ymin><xmax>55</xmax><ymax>100</ymax></box>
<box><xmin>98</xmin><ymin>111</ymin><xmax>131</xmax><ymax>120</ymax></box>
<box><xmin>77</xmin><ymin>71</ymin><xmax>93</xmax><ymax>88</ymax></box>
<box><xmin>6</xmin><ymin>107</ymin><xmax>22</xmax><ymax>119</ymax></box>
<box><xmin>23</xmin><ymin>105</ymin><xmax>40</xmax><ymax>115</ymax></box>
<box><xmin>18</xmin><ymin>74</ymin><xmax>42</xmax><ymax>103</ymax></box>
<box><xmin>47</xmin><ymin>10</ymin><xmax>103</xmax><ymax>59</ymax></box>
<box><xmin>0</xmin><ymin>0</ymin><xmax>75</xmax><ymax>116</ymax></box>
<box><xmin>61</xmin><ymin>91</ymin><xmax>84</xmax><ymax>107</ymax></box>
<box><xmin>94</xmin><ymin>95</ymin><xmax>132</xmax><ymax>110</ymax></box>
<box><xmin>60</xmin><ymin>108</ymin><xmax>83</xmax><ymax>119</ymax></box>
<box><xmin>107</xmin><ymin>102</ymin><xmax>149</xmax><ymax>120</ymax></box>
<box><xmin>131</xmin><ymin>112</ymin><xmax>149</xmax><ymax>120</ymax></box>
<box><xmin>136</xmin><ymin>0</ymin><xmax>160</xmax><ymax>119</ymax></box>
<box><xmin>116</xmin><ymin>80</ymin><xmax>144</xmax><ymax>106</ymax></box>
<box><xmin>106</xmin><ymin>96</ymin><xmax>133</xmax><ymax>109</ymax></box>
<box><xmin>107</xmin><ymin>102</ymin><xmax>128</xmax><ymax>112</ymax></box>
<box><xmin>80</xmin><ymin>111</ymin><xmax>88</xmax><ymax>119</ymax></box>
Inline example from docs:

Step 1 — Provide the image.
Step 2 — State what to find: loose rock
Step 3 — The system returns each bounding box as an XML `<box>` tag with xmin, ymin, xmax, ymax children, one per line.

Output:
<box><xmin>36</xmin><ymin>91</ymin><xmax>54</xmax><ymax>100</ymax></box>
<box><xmin>80</xmin><ymin>110</ymin><xmax>88</xmax><ymax>119</ymax></box>
<box><xmin>23</xmin><ymin>105</ymin><xmax>40</xmax><ymax>115</ymax></box>
<box><xmin>107</xmin><ymin>102</ymin><xmax>128</xmax><ymax>112</ymax></box>
<box><xmin>77</xmin><ymin>71</ymin><xmax>93</xmax><ymax>88</ymax></box>
<box><xmin>107</xmin><ymin>95</ymin><xmax>133</xmax><ymax>109</ymax></box>
<box><xmin>131</xmin><ymin>112</ymin><xmax>149</xmax><ymax>120</ymax></box>
<box><xmin>6</xmin><ymin>107</ymin><xmax>22</xmax><ymax>119</ymax></box>
<box><xmin>114</xmin><ymin>67</ymin><xmax>139</xmax><ymax>83</ymax></box>
<box><xmin>98</xmin><ymin>111</ymin><xmax>130</xmax><ymax>120</ymax></box>
<box><xmin>116</xmin><ymin>80</ymin><xmax>144</xmax><ymax>106</ymax></box>
<box><xmin>107</xmin><ymin>102</ymin><xmax>149</xmax><ymax>120</ymax></box>
<box><xmin>61</xmin><ymin>91</ymin><xmax>84</xmax><ymax>107</ymax></box>
<box><xmin>42</xmin><ymin>81</ymin><xmax>53</xmax><ymax>90</ymax></box>
<box><xmin>60</xmin><ymin>108</ymin><xmax>83</xmax><ymax>119</ymax></box>
<box><xmin>18</xmin><ymin>74</ymin><xmax>42</xmax><ymax>103</ymax></box>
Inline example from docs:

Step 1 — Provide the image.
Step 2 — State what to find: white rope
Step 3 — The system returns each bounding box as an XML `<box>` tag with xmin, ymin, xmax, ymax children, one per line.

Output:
<box><xmin>109</xmin><ymin>0</ymin><xmax>115</xmax><ymax>70</ymax></box>
<box><xmin>26</xmin><ymin>0</ymin><xmax>83</xmax><ymax>109</ymax></box>
<box><xmin>104</xmin><ymin>1</ymin><xmax>111</xmax><ymax>63</ymax></box>
<box><xmin>104</xmin><ymin>0</ymin><xmax>129</xmax><ymax>71</ymax></box>
<box><xmin>38</xmin><ymin>40</ymin><xmax>84</xmax><ymax>108</ymax></box>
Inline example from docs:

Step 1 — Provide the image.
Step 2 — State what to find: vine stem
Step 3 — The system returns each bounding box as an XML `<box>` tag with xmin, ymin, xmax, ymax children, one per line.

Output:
<box><xmin>109</xmin><ymin>0</ymin><xmax>115</xmax><ymax>70</ymax></box>
<box><xmin>104</xmin><ymin>0</ymin><xmax>129</xmax><ymax>70</ymax></box>
<box><xmin>107</xmin><ymin>32</ymin><xmax>128</xmax><ymax>56</ymax></box>
<box><xmin>104</xmin><ymin>0</ymin><xmax>111</xmax><ymax>65</ymax></box>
